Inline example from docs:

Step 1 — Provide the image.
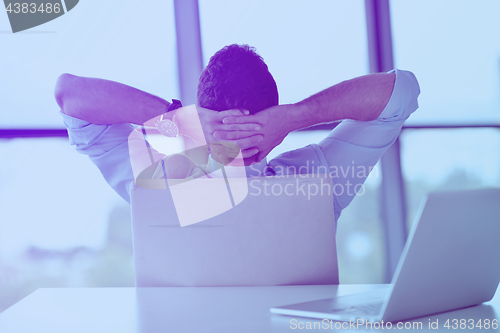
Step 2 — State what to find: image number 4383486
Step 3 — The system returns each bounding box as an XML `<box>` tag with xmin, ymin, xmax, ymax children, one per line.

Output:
<box><xmin>4</xmin><ymin>0</ymin><xmax>79</xmax><ymax>33</ymax></box>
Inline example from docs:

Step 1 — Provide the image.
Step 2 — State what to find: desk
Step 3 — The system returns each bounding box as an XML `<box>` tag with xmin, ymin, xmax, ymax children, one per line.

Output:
<box><xmin>0</xmin><ymin>284</ymin><xmax>499</xmax><ymax>332</ymax></box>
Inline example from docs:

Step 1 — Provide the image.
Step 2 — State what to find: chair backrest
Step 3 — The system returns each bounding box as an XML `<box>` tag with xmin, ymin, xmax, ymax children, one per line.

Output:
<box><xmin>131</xmin><ymin>174</ymin><xmax>339</xmax><ymax>287</ymax></box>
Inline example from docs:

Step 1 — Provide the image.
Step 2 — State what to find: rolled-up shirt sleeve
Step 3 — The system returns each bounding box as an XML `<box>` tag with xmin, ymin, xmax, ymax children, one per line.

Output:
<box><xmin>60</xmin><ymin>112</ymin><xmax>137</xmax><ymax>203</ymax></box>
<box><xmin>317</xmin><ymin>69</ymin><xmax>420</xmax><ymax>220</ymax></box>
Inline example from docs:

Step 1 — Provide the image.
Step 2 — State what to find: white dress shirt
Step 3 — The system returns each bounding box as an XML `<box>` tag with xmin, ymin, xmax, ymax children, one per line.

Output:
<box><xmin>61</xmin><ymin>69</ymin><xmax>420</xmax><ymax>222</ymax></box>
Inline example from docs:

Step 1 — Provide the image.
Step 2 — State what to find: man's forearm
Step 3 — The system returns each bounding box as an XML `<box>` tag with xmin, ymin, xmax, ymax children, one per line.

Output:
<box><xmin>219</xmin><ymin>72</ymin><xmax>401</xmax><ymax>163</ymax></box>
<box><xmin>287</xmin><ymin>73</ymin><xmax>396</xmax><ymax>131</ymax></box>
<box><xmin>55</xmin><ymin>74</ymin><xmax>170</xmax><ymax>125</ymax></box>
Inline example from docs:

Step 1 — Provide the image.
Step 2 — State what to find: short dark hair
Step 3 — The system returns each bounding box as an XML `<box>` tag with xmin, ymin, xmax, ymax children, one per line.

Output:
<box><xmin>197</xmin><ymin>44</ymin><xmax>278</xmax><ymax>114</ymax></box>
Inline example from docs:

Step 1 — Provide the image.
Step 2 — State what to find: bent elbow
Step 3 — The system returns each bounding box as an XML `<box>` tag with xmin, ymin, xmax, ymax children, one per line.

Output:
<box><xmin>54</xmin><ymin>73</ymin><xmax>74</xmax><ymax>113</ymax></box>
<box><xmin>402</xmin><ymin>70</ymin><xmax>420</xmax><ymax>113</ymax></box>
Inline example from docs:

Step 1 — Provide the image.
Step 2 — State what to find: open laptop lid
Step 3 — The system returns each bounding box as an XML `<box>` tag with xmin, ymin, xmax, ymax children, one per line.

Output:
<box><xmin>382</xmin><ymin>188</ymin><xmax>500</xmax><ymax>322</ymax></box>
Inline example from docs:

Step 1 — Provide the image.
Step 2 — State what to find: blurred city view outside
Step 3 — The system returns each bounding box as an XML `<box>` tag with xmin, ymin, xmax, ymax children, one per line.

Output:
<box><xmin>1</xmin><ymin>129</ymin><xmax>499</xmax><ymax>312</ymax></box>
<box><xmin>2</xmin><ymin>0</ymin><xmax>500</xmax><ymax>314</ymax></box>
<box><xmin>0</xmin><ymin>203</ymin><xmax>135</xmax><ymax>313</ymax></box>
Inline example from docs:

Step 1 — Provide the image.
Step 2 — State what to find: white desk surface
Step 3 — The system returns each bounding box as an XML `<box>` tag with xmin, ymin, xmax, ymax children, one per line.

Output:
<box><xmin>0</xmin><ymin>284</ymin><xmax>499</xmax><ymax>333</ymax></box>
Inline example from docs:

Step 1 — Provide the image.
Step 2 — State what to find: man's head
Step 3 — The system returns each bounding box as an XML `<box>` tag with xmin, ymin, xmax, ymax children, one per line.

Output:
<box><xmin>197</xmin><ymin>44</ymin><xmax>278</xmax><ymax>114</ymax></box>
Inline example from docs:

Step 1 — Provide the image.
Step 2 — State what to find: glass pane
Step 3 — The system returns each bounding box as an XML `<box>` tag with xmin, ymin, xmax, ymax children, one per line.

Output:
<box><xmin>199</xmin><ymin>0</ymin><xmax>368</xmax><ymax>105</ymax></box>
<box><xmin>0</xmin><ymin>139</ymin><xmax>134</xmax><ymax>312</ymax></box>
<box><xmin>401</xmin><ymin>128</ymin><xmax>500</xmax><ymax>231</ymax></box>
<box><xmin>0</xmin><ymin>0</ymin><xmax>178</xmax><ymax>128</ymax></box>
<box><xmin>391</xmin><ymin>1</ymin><xmax>500</xmax><ymax>124</ymax></box>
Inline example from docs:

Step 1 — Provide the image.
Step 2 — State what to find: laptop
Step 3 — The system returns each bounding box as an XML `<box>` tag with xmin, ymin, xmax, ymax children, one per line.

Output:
<box><xmin>271</xmin><ymin>188</ymin><xmax>500</xmax><ymax>322</ymax></box>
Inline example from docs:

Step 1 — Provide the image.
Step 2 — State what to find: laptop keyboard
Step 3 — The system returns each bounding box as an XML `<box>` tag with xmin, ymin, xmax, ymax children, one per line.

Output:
<box><xmin>330</xmin><ymin>302</ymin><xmax>383</xmax><ymax>316</ymax></box>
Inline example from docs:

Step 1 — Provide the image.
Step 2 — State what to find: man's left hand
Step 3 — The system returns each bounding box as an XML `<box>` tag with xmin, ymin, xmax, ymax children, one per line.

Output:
<box><xmin>217</xmin><ymin>105</ymin><xmax>294</xmax><ymax>162</ymax></box>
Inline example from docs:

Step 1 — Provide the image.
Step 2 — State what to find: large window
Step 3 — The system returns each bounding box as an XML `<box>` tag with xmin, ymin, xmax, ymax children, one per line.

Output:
<box><xmin>391</xmin><ymin>0</ymin><xmax>500</xmax><ymax>124</ymax></box>
<box><xmin>401</xmin><ymin>128</ymin><xmax>500</xmax><ymax>230</ymax></box>
<box><xmin>0</xmin><ymin>0</ymin><xmax>178</xmax><ymax>128</ymax></box>
<box><xmin>199</xmin><ymin>0</ymin><xmax>368</xmax><ymax>105</ymax></box>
